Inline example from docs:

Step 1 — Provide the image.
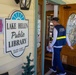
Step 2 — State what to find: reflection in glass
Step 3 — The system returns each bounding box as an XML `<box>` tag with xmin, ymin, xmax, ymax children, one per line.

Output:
<box><xmin>66</xmin><ymin>13</ymin><xmax>76</xmax><ymax>46</ymax></box>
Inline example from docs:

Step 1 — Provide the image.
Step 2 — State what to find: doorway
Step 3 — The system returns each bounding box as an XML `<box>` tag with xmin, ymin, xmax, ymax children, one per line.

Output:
<box><xmin>44</xmin><ymin>3</ymin><xmax>54</xmax><ymax>74</ymax></box>
<box><xmin>44</xmin><ymin>3</ymin><xmax>76</xmax><ymax>75</ymax></box>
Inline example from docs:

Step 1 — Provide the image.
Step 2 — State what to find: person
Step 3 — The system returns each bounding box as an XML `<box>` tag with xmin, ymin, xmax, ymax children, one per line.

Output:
<box><xmin>48</xmin><ymin>17</ymin><xmax>74</xmax><ymax>75</ymax></box>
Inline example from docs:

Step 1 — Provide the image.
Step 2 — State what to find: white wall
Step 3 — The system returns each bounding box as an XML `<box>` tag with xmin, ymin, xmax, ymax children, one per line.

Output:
<box><xmin>46</xmin><ymin>4</ymin><xmax>54</xmax><ymax>11</ymax></box>
<box><xmin>0</xmin><ymin>0</ymin><xmax>35</xmax><ymax>75</ymax></box>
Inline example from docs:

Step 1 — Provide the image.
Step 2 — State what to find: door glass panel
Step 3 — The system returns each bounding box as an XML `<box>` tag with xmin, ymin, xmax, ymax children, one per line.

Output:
<box><xmin>66</xmin><ymin>13</ymin><xmax>76</xmax><ymax>46</ymax></box>
<box><xmin>37</xmin><ymin>13</ymin><xmax>41</xmax><ymax>48</ymax></box>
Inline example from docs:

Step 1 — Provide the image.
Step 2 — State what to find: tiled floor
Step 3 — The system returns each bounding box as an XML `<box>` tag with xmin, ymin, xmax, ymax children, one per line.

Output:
<box><xmin>44</xmin><ymin>59</ymin><xmax>76</xmax><ymax>75</ymax></box>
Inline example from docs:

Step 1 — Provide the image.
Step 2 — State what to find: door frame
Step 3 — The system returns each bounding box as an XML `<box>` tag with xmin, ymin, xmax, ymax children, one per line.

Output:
<box><xmin>41</xmin><ymin>0</ymin><xmax>46</xmax><ymax>75</ymax></box>
<box><xmin>34</xmin><ymin>0</ymin><xmax>46</xmax><ymax>75</ymax></box>
<box><xmin>34</xmin><ymin>0</ymin><xmax>62</xmax><ymax>75</ymax></box>
<box><xmin>34</xmin><ymin>0</ymin><xmax>38</xmax><ymax>75</ymax></box>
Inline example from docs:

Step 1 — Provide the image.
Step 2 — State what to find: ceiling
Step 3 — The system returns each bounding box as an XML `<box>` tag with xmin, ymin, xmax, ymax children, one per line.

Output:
<box><xmin>47</xmin><ymin>0</ymin><xmax>76</xmax><ymax>4</ymax></box>
<box><xmin>63</xmin><ymin>0</ymin><xmax>76</xmax><ymax>4</ymax></box>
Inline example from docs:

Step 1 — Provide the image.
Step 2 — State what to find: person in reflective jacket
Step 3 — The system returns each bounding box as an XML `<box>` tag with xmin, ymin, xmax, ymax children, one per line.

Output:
<box><xmin>48</xmin><ymin>17</ymin><xmax>74</xmax><ymax>75</ymax></box>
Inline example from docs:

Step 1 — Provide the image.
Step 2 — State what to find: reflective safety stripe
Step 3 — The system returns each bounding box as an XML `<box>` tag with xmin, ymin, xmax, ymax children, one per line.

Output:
<box><xmin>57</xmin><ymin>36</ymin><xmax>66</xmax><ymax>40</ymax></box>
<box><xmin>52</xmin><ymin>36</ymin><xmax>66</xmax><ymax>40</ymax></box>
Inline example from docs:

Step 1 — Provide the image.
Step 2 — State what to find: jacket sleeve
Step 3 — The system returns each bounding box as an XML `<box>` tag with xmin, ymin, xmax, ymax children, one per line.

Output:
<box><xmin>50</xmin><ymin>28</ymin><xmax>58</xmax><ymax>47</ymax></box>
<box><xmin>66</xmin><ymin>35</ymin><xmax>71</xmax><ymax>46</ymax></box>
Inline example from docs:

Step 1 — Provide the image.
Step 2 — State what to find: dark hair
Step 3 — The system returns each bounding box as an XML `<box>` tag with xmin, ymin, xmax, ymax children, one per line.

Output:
<box><xmin>51</xmin><ymin>17</ymin><xmax>59</xmax><ymax>21</ymax></box>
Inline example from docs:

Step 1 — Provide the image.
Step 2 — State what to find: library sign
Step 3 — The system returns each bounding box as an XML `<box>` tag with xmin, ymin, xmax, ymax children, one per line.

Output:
<box><xmin>4</xmin><ymin>10</ymin><xmax>29</xmax><ymax>57</ymax></box>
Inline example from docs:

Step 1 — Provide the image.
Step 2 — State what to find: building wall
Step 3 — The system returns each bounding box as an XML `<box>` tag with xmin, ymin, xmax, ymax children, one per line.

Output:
<box><xmin>0</xmin><ymin>0</ymin><xmax>35</xmax><ymax>75</ymax></box>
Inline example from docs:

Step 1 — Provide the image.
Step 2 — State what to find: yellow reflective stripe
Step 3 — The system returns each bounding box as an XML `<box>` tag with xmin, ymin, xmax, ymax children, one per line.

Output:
<box><xmin>57</xmin><ymin>36</ymin><xmax>66</xmax><ymax>40</ymax></box>
<box><xmin>52</xmin><ymin>36</ymin><xmax>66</xmax><ymax>40</ymax></box>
